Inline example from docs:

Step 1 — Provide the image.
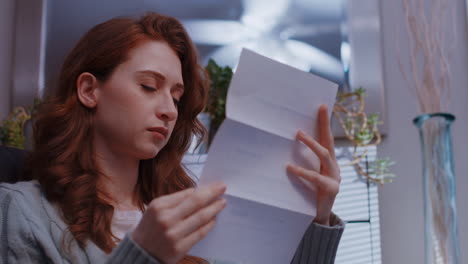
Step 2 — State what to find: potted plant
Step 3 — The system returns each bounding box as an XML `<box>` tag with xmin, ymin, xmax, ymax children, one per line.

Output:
<box><xmin>0</xmin><ymin>107</ymin><xmax>32</xmax><ymax>149</ymax></box>
<box><xmin>203</xmin><ymin>59</ymin><xmax>233</xmax><ymax>146</ymax></box>
<box><xmin>0</xmin><ymin>98</ymin><xmax>41</xmax><ymax>150</ymax></box>
<box><xmin>333</xmin><ymin>88</ymin><xmax>395</xmax><ymax>184</ymax></box>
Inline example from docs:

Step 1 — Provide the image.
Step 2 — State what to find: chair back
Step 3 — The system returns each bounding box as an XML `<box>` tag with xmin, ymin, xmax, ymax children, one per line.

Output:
<box><xmin>0</xmin><ymin>146</ymin><xmax>28</xmax><ymax>183</ymax></box>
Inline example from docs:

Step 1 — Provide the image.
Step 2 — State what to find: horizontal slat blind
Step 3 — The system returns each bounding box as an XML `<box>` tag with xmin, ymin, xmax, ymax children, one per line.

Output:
<box><xmin>335</xmin><ymin>223</ymin><xmax>373</xmax><ymax>263</ymax></box>
<box><xmin>334</xmin><ymin>145</ymin><xmax>381</xmax><ymax>263</ymax></box>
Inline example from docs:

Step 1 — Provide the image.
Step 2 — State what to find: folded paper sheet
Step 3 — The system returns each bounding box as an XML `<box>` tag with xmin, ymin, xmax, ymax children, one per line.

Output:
<box><xmin>190</xmin><ymin>49</ymin><xmax>338</xmax><ymax>263</ymax></box>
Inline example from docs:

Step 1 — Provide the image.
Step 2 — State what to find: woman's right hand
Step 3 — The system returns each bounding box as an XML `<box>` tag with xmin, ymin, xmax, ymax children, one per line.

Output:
<box><xmin>131</xmin><ymin>182</ymin><xmax>227</xmax><ymax>264</ymax></box>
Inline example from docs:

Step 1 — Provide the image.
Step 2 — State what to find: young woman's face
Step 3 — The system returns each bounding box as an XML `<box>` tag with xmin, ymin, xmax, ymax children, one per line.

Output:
<box><xmin>94</xmin><ymin>40</ymin><xmax>184</xmax><ymax>159</ymax></box>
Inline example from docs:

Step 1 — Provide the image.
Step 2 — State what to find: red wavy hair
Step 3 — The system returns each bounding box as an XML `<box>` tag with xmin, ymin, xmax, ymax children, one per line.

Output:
<box><xmin>25</xmin><ymin>13</ymin><xmax>209</xmax><ymax>263</ymax></box>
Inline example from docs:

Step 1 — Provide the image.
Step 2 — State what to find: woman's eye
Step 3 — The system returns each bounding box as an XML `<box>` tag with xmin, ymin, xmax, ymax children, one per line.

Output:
<box><xmin>141</xmin><ymin>84</ymin><xmax>156</xmax><ymax>91</ymax></box>
<box><xmin>142</xmin><ymin>84</ymin><xmax>179</xmax><ymax>108</ymax></box>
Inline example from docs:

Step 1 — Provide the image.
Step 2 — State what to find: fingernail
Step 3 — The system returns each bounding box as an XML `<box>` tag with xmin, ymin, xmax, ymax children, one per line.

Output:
<box><xmin>297</xmin><ymin>130</ymin><xmax>303</xmax><ymax>139</ymax></box>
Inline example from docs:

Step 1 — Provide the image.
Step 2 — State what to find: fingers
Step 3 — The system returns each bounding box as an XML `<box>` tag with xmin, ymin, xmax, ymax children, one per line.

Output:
<box><xmin>318</xmin><ymin>105</ymin><xmax>336</xmax><ymax>160</ymax></box>
<box><xmin>297</xmin><ymin>129</ymin><xmax>336</xmax><ymax>172</ymax></box>
<box><xmin>287</xmin><ymin>164</ymin><xmax>327</xmax><ymax>188</ymax></box>
<box><xmin>151</xmin><ymin>188</ymin><xmax>195</xmax><ymax>209</ymax></box>
<box><xmin>169</xmin><ymin>198</ymin><xmax>226</xmax><ymax>240</ymax></box>
<box><xmin>169</xmin><ymin>182</ymin><xmax>226</xmax><ymax>220</ymax></box>
<box><xmin>176</xmin><ymin>218</ymin><xmax>217</xmax><ymax>254</ymax></box>
<box><xmin>133</xmin><ymin>183</ymin><xmax>227</xmax><ymax>264</ymax></box>
<box><xmin>287</xmin><ymin>164</ymin><xmax>340</xmax><ymax>195</ymax></box>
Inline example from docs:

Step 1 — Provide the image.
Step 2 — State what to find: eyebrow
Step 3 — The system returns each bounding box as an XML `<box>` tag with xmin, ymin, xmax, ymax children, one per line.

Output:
<box><xmin>136</xmin><ymin>70</ymin><xmax>185</xmax><ymax>93</ymax></box>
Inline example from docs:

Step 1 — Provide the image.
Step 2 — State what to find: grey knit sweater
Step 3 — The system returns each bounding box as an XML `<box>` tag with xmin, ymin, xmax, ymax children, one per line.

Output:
<box><xmin>0</xmin><ymin>181</ymin><xmax>344</xmax><ymax>264</ymax></box>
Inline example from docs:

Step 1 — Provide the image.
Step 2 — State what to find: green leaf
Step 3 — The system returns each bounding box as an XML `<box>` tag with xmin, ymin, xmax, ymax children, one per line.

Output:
<box><xmin>204</xmin><ymin>59</ymin><xmax>234</xmax><ymax>146</ymax></box>
<box><xmin>354</xmin><ymin>87</ymin><xmax>368</xmax><ymax>97</ymax></box>
<box><xmin>356</xmin><ymin>128</ymin><xmax>373</xmax><ymax>145</ymax></box>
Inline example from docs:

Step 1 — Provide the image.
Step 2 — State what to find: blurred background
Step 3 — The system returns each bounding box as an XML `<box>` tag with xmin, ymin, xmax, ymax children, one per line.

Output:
<box><xmin>1</xmin><ymin>0</ymin><xmax>468</xmax><ymax>263</ymax></box>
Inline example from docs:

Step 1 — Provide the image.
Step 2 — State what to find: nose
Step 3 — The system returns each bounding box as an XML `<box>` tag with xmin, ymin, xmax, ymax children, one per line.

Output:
<box><xmin>156</xmin><ymin>93</ymin><xmax>178</xmax><ymax>122</ymax></box>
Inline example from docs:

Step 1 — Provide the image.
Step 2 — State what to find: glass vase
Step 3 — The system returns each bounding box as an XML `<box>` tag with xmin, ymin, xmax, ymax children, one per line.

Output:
<box><xmin>413</xmin><ymin>113</ymin><xmax>460</xmax><ymax>264</ymax></box>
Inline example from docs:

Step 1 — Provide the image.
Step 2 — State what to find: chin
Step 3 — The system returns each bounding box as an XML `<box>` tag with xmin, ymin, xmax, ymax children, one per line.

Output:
<box><xmin>135</xmin><ymin>145</ymin><xmax>162</xmax><ymax>160</ymax></box>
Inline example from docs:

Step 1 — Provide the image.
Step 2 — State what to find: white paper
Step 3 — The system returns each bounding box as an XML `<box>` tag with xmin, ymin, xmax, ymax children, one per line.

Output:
<box><xmin>190</xmin><ymin>49</ymin><xmax>338</xmax><ymax>263</ymax></box>
<box><xmin>190</xmin><ymin>195</ymin><xmax>312</xmax><ymax>264</ymax></box>
<box><xmin>226</xmin><ymin>49</ymin><xmax>338</xmax><ymax>140</ymax></box>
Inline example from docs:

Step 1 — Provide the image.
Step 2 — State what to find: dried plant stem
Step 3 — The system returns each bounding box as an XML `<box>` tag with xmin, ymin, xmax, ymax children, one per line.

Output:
<box><xmin>333</xmin><ymin>90</ymin><xmax>391</xmax><ymax>184</ymax></box>
<box><xmin>399</xmin><ymin>0</ymin><xmax>455</xmax><ymax>114</ymax></box>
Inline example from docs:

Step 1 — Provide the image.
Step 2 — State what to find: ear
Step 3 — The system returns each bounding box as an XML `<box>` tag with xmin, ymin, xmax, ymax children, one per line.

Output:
<box><xmin>76</xmin><ymin>72</ymin><xmax>100</xmax><ymax>108</ymax></box>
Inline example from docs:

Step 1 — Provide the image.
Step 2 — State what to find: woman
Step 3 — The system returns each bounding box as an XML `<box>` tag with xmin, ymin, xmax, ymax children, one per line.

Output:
<box><xmin>0</xmin><ymin>13</ymin><xmax>344</xmax><ymax>264</ymax></box>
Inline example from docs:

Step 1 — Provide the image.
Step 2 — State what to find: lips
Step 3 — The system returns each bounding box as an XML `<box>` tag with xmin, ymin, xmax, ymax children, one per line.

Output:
<box><xmin>147</xmin><ymin>126</ymin><xmax>168</xmax><ymax>139</ymax></box>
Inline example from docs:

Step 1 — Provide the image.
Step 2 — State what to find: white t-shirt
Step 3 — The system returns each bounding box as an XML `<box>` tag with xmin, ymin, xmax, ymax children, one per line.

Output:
<box><xmin>111</xmin><ymin>209</ymin><xmax>144</xmax><ymax>241</ymax></box>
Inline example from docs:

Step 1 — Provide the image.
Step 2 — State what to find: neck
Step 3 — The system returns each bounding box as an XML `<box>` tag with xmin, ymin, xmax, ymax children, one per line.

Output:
<box><xmin>94</xmin><ymin>139</ymin><xmax>140</xmax><ymax>211</ymax></box>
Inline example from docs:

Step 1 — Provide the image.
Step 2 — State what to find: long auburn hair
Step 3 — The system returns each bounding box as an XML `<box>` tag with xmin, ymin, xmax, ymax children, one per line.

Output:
<box><xmin>25</xmin><ymin>13</ymin><xmax>209</xmax><ymax>263</ymax></box>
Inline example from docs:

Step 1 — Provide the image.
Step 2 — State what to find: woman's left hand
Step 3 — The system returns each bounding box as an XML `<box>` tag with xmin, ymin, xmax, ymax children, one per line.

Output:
<box><xmin>286</xmin><ymin>104</ymin><xmax>341</xmax><ymax>226</ymax></box>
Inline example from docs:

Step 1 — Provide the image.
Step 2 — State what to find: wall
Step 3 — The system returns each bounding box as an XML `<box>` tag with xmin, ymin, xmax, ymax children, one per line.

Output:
<box><xmin>0</xmin><ymin>0</ymin><xmax>16</xmax><ymax>120</ymax></box>
<box><xmin>378</xmin><ymin>0</ymin><xmax>468</xmax><ymax>263</ymax></box>
<box><xmin>0</xmin><ymin>0</ymin><xmax>45</xmax><ymax>118</ymax></box>
<box><xmin>12</xmin><ymin>0</ymin><xmax>46</xmax><ymax>107</ymax></box>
